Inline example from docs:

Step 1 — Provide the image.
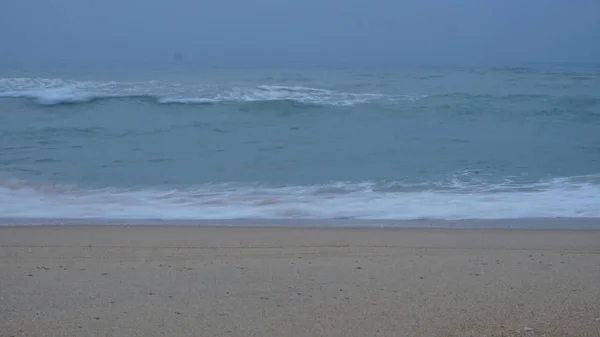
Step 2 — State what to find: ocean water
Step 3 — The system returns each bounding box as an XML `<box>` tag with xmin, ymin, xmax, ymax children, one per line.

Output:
<box><xmin>1</xmin><ymin>64</ymin><xmax>599</xmax><ymax>222</ymax></box>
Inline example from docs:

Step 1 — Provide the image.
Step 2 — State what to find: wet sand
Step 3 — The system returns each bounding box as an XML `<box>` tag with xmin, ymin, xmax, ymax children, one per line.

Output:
<box><xmin>1</xmin><ymin>225</ymin><xmax>600</xmax><ymax>336</ymax></box>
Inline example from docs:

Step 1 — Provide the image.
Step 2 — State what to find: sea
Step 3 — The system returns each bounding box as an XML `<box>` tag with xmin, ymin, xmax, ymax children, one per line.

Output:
<box><xmin>1</xmin><ymin>63</ymin><xmax>599</xmax><ymax>226</ymax></box>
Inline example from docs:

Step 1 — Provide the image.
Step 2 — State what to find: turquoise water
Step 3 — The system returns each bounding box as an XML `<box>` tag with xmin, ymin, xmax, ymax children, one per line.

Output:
<box><xmin>1</xmin><ymin>65</ymin><xmax>599</xmax><ymax>220</ymax></box>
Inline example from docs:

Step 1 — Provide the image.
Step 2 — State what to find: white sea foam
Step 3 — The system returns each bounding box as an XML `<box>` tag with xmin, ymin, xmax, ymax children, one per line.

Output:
<box><xmin>0</xmin><ymin>77</ymin><xmax>419</xmax><ymax>106</ymax></box>
<box><xmin>158</xmin><ymin>86</ymin><xmax>385</xmax><ymax>106</ymax></box>
<box><xmin>1</xmin><ymin>177</ymin><xmax>599</xmax><ymax>220</ymax></box>
<box><xmin>157</xmin><ymin>97</ymin><xmax>223</xmax><ymax>104</ymax></box>
<box><xmin>0</xmin><ymin>88</ymin><xmax>98</xmax><ymax>105</ymax></box>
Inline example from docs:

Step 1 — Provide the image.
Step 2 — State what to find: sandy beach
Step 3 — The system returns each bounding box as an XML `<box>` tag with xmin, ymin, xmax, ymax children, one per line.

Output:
<box><xmin>1</xmin><ymin>225</ymin><xmax>600</xmax><ymax>337</ymax></box>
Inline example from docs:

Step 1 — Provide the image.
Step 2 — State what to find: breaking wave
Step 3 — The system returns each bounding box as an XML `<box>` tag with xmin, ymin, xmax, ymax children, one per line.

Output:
<box><xmin>0</xmin><ymin>78</ymin><xmax>420</xmax><ymax>107</ymax></box>
<box><xmin>1</xmin><ymin>175</ymin><xmax>599</xmax><ymax>221</ymax></box>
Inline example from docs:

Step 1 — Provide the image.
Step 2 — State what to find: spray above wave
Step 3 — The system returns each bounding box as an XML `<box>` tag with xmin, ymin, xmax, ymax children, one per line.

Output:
<box><xmin>1</xmin><ymin>176</ymin><xmax>599</xmax><ymax>220</ymax></box>
<box><xmin>0</xmin><ymin>78</ymin><xmax>408</xmax><ymax>107</ymax></box>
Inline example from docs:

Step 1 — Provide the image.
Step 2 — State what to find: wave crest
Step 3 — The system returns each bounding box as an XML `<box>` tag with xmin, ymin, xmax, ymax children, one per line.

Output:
<box><xmin>0</xmin><ymin>78</ymin><xmax>413</xmax><ymax>107</ymax></box>
<box><xmin>0</xmin><ymin>88</ymin><xmax>109</xmax><ymax>105</ymax></box>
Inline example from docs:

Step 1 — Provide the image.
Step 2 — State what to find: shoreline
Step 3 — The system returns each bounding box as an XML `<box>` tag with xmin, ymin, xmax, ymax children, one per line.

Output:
<box><xmin>2</xmin><ymin>216</ymin><xmax>600</xmax><ymax>229</ymax></box>
<box><xmin>3</xmin><ymin>225</ymin><xmax>600</xmax><ymax>250</ymax></box>
<box><xmin>2</xmin><ymin>226</ymin><xmax>600</xmax><ymax>336</ymax></box>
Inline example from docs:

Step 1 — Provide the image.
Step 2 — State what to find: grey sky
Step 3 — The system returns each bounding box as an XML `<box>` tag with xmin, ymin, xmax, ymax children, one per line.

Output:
<box><xmin>1</xmin><ymin>0</ymin><xmax>599</xmax><ymax>66</ymax></box>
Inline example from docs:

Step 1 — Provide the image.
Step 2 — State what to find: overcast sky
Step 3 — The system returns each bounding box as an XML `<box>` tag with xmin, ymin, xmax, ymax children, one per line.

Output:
<box><xmin>1</xmin><ymin>0</ymin><xmax>599</xmax><ymax>67</ymax></box>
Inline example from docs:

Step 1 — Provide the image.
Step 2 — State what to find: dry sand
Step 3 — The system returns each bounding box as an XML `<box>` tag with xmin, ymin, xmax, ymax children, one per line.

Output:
<box><xmin>1</xmin><ymin>225</ymin><xmax>600</xmax><ymax>337</ymax></box>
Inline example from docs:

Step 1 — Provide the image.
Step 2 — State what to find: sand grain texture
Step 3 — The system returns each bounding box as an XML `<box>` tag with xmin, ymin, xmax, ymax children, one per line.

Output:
<box><xmin>1</xmin><ymin>226</ymin><xmax>600</xmax><ymax>337</ymax></box>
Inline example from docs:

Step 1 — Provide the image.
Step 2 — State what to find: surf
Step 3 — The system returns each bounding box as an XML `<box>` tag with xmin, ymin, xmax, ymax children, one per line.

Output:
<box><xmin>1</xmin><ymin>176</ymin><xmax>599</xmax><ymax>221</ymax></box>
<box><xmin>0</xmin><ymin>77</ymin><xmax>405</xmax><ymax>107</ymax></box>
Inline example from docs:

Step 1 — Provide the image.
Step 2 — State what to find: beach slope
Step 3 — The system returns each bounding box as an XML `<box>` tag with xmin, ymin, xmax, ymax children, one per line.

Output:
<box><xmin>1</xmin><ymin>226</ymin><xmax>600</xmax><ymax>336</ymax></box>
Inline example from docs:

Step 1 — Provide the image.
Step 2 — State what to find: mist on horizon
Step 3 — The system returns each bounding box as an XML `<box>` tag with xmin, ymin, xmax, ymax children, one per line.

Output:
<box><xmin>1</xmin><ymin>0</ymin><xmax>599</xmax><ymax>68</ymax></box>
